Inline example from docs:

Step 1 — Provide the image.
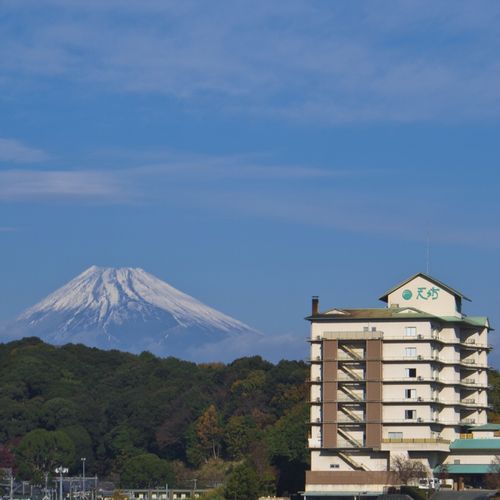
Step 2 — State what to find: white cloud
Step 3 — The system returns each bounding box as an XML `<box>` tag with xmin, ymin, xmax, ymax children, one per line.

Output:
<box><xmin>0</xmin><ymin>169</ymin><xmax>125</xmax><ymax>201</ymax></box>
<box><xmin>1</xmin><ymin>1</ymin><xmax>500</xmax><ymax>122</ymax></box>
<box><xmin>0</xmin><ymin>138</ymin><xmax>49</xmax><ymax>163</ymax></box>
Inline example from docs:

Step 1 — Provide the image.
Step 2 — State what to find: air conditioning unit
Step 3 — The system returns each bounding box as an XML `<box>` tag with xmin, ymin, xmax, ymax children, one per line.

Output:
<box><xmin>316</xmin><ymin>397</ymin><xmax>321</xmax><ymax>402</ymax></box>
<box><xmin>316</xmin><ymin>356</ymin><xmax>321</xmax><ymax>361</ymax></box>
<box><xmin>316</xmin><ymin>418</ymin><xmax>321</xmax><ymax>423</ymax></box>
<box><xmin>418</xmin><ymin>334</ymin><xmax>423</xmax><ymax>339</ymax></box>
<box><xmin>316</xmin><ymin>377</ymin><xmax>321</xmax><ymax>381</ymax></box>
<box><xmin>417</xmin><ymin>417</ymin><xmax>423</xmax><ymax>422</ymax></box>
<box><xmin>418</xmin><ymin>355</ymin><xmax>423</xmax><ymax>360</ymax></box>
<box><xmin>418</xmin><ymin>396</ymin><xmax>423</xmax><ymax>402</ymax></box>
<box><xmin>418</xmin><ymin>376</ymin><xmax>423</xmax><ymax>381</ymax></box>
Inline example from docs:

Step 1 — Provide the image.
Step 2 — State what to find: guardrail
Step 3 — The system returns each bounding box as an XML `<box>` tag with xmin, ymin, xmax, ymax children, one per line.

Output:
<box><xmin>382</xmin><ymin>438</ymin><xmax>450</xmax><ymax>444</ymax></box>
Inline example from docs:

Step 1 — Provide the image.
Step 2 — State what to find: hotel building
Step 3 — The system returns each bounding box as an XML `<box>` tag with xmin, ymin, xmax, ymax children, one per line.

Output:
<box><xmin>305</xmin><ymin>273</ymin><xmax>498</xmax><ymax>497</ymax></box>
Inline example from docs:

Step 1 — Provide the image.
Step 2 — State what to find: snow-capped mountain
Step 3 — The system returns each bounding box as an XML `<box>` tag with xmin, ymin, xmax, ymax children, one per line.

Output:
<box><xmin>6</xmin><ymin>266</ymin><xmax>258</xmax><ymax>360</ymax></box>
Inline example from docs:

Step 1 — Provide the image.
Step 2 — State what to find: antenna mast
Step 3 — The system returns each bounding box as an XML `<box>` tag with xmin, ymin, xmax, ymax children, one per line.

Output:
<box><xmin>426</xmin><ymin>231</ymin><xmax>430</xmax><ymax>274</ymax></box>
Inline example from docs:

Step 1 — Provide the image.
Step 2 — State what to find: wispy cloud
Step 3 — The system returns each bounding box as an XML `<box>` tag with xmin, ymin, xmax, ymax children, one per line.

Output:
<box><xmin>0</xmin><ymin>138</ymin><xmax>49</xmax><ymax>163</ymax></box>
<box><xmin>0</xmin><ymin>150</ymin><xmax>496</xmax><ymax>250</ymax></box>
<box><xmin>1</xmin><ymin>1</ymin><xmax>500</xmax><ymax>122</ymax></box>
<box><xmin>0</xmin><ymin>169</ymin><xmax>125</xmax><ymax>201</ymax></box>
<box><xmin>0</xmin><ymin>227</ymin><xmax>17</xmax><ymax>232</ymax></box>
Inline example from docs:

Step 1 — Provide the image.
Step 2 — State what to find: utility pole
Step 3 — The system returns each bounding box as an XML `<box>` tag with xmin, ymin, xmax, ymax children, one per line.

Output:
<box><xmin>9</xmin><ymin>471</ymin><xmax>13</xmax><ymax>500</ymax></box>
<box><xmin>55</xmin><ymin>466</ymin><xmax>68</xmax><ymax>500</ymax></box>
<box><xmin>81</xmin><ymin>458</ymin><xmax>86</xmax><ymax>499</ymax></box>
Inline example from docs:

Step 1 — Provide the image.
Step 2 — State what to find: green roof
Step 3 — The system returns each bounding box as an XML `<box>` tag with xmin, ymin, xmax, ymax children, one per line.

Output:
<box><xmin>441</xmin><ymin>316</ymin><xmax>490</xmax><ymax>328</ymax></box>
<box><xmin>468</xmin><ymin>424</ymin><xmax>500</xmax><ymax>431</ymax></box>
<box><xmin>307</xmin><ymin>307</ymin><xmax>491</xmax><ymax>330</ymax></box>
<box><xmin>450</xmin><ymin>439</ymin><xmax>500</xmax><ymax>450</ymax></box>
<box><xmin>435</xmin><ymin>464</ymin><xmax>493</xmax><ymax>474</ymax></box>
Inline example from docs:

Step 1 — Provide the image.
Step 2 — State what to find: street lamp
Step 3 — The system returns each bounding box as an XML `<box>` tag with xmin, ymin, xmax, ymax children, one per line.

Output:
<box><xmin>54</xmin><ymin>466</ymin><xmax>68</xmax><ymax>500</ymax></box>
<box><xmin>81</xmin><ymin>458</ymin><xmax>86</xmax><ymax>499</ymax></box>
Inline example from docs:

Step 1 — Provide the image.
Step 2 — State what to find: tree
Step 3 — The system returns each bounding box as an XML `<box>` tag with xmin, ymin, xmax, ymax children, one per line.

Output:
<box><xmin>266</xmin><ymin>402</ymin><xmax>309</xmax><ymax>494</ymax></box>
<box><xmin>195</xmin><ymin>405</ymin><xmax>223</xmax><ymax>460</ymax></box>
<box><xmin>39</xmin><ymin>398</ymin><xmax>78</xmax><ymax>430</ymax></box>
<box><xmin>390</xmin><ymin>455</ymin><xmax>429</xmax><ymax>486</ymax></box>
<box><xmin>485</xmin><ymin>455</ymin><xmax>500</xmax><ymax>490</ymax></box>
<box><xmin>224</xmin><ymin>462</ymin><xmax>260</xmax><ymax>500</ymax></box>
<box><xmin>120</xmin><ymin>453</ymin><xmax>174</xmax><ymax>489</ymax></box>
<box><xmin>224</xmin><ymin>416</ymin><xmax>256</xmax><ymax>460</ymax></box>
<box><xmin>15</xmin><ymin>429</ymin><xmax>75</xmax><ymax>483</ymax></box>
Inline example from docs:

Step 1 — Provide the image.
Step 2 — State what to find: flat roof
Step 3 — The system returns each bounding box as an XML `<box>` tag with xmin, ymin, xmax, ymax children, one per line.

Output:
<box><xmin>435</xmin><ymin>464</ymin><xmax>494</xmax><ymax>474</ymax></box>
<box><xmin>450</xmin><ymin>439</ymin><xmax>500</xmax><ymax>450</ymax></box>
<box><xmin>306</xmin><ymin>307</ymin><xmax>491</xmax><ymax>330</ymax></box>
<box><xmin>469</xmin><ymin>423</ymin><xmax>500</xmax><ymax>431</ymax></box>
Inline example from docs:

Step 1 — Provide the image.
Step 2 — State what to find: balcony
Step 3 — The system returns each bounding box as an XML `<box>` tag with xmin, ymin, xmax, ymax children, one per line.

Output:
<box><xmin>460</xmin><ymin>418</ymin><xmax>476</xmax><ymax>425</ymax></box>
<box><xmin>382</xmin><ymin>438</ymin><xmax>450</xmax><ymax>444</ymax></box>
<box><xmin>462</xmin><ymin>398</ymin><xmax>476</xmax><ymax>405</ymax></box>
<box><xmin>308</xmin><ymin>438</ymin><xmax>322</xmax><ymax>448</ymax></box>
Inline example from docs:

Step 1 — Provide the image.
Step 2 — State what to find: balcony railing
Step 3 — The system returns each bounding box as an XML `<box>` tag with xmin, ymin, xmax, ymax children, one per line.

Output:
<box><xmin>308</xmin><ymin>438</ymin><xmax>322</xmax><ymax>448</ymax></box>
<box><xmin>382</xmin><ymin>438</ymin><xmax>450</xmax><ymax>444</ymax></box>
<box><xmin>460</xmin><ymin>418</ymin><xmax>476</xmax><ymax>424</ymax></box>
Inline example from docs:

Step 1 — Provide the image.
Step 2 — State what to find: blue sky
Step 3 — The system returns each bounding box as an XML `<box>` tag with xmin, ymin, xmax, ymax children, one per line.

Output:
<box><xmin>1</xmin><ymin>0</ymin><xmax>500</xmax><ymax>363</ymax></box>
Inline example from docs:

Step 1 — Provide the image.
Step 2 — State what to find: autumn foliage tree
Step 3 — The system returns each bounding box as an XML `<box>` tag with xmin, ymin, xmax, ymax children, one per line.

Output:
<box><xmin>195</xmin><ymin>405</ymin><xmax>223</xmax><ymax>461</ymax></box>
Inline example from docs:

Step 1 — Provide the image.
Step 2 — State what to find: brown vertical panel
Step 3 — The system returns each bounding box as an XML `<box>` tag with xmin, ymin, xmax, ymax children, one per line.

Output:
<box><xmin>366</xmin><ymin>339</ymin><xmax>382</xmax><ymax>448</ymax></box>
<box><xmin>322</xmin><ymin>340</ymin><xmax>337</xmax><ymax>448</ymax></box>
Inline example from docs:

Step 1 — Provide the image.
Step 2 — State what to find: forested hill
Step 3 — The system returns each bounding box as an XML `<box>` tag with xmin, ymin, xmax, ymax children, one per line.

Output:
<box><xmin>0</xmin><ymin>337</ymin><xmax>309</xmax><ymax>496</ymax></box>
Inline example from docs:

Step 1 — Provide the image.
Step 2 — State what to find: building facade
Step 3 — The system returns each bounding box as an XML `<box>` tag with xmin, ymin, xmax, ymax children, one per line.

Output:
<box><xmin>305</xmin><ymin>273</ymin><xmax>497</xmax><ymax>497</ymax></box>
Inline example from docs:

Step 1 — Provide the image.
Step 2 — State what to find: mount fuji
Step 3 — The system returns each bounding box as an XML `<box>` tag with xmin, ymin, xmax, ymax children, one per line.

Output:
<box><xmin>4</xmin><ymin>266</ymin><xmax>259</xmax><ymax>360</ymax></box>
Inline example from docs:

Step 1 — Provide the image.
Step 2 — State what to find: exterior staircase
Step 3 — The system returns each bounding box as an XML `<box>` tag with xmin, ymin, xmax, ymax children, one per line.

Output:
<box><xmin>338</xmin><ymin>451</ymin><xmax>370</xmax><ymax>471</ymax></box>
<box><xmin>338</xmin><ymin>427</ymin><xmax>363</xmax><ymax>448</ymax></box>
<box><xmin>339</xmin><ymin>406</ymin><xmax>362</xmax><ymax>422</ymax></box>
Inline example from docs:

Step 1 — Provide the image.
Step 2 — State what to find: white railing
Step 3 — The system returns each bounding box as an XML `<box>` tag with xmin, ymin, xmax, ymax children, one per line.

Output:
<box><xmin>460</xmin><ymin>418</ymin><xmax>476</xmax><ymax>424</ymax></box>
<box><xmin>308</xmin><ymin>438</ymin><xmax>322</xmax><ymax>448</ymax></box>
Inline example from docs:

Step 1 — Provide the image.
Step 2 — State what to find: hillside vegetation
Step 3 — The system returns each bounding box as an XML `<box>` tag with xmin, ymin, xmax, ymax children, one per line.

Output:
<box><xmin>0</xmin><ymin>338</ymin><xmax>309</xmax><ymax>496</ymax></box>
<box><xmin>2</xmin><ymin>338</ymin><xmax>499</xmax><ymax>496</ymax></box>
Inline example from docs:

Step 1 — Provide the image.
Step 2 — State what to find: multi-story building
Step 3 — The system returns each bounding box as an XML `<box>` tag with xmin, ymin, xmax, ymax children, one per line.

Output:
<box><xmin>305</xmin><ymin>272</ymin><xmax>498</xmax><ymax>497</ymax></box>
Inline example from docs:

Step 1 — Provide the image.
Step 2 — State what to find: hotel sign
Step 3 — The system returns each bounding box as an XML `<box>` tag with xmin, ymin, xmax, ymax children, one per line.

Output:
<box><xmin>402</xmin><ymin>287</ymin><xmax>440</xmax><ymax>301</ymax></box>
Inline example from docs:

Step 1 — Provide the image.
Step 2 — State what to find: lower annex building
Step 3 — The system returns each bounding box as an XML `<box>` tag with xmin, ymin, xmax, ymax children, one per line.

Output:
<box><xmin>305</xmin><ymin>272</ymin><xmax>499</xmax><ymax>497</ymax></box>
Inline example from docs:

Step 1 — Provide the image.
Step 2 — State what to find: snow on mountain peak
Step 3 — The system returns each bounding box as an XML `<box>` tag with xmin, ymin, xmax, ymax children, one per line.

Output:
<box><xmin>19</xmin><ymin>265</ymin><xmax>254</xmax><ymax>334</ymax></box>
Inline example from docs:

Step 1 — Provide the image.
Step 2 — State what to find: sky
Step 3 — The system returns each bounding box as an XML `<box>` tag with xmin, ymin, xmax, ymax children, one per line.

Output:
<box><xmin>1</xmin><ymin>0</ymin><xmax>500</xmax><ymax>363</ymax></box>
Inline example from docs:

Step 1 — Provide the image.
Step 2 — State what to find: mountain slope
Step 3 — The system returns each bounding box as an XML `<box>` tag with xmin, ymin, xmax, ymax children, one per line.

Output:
<box><xmin>7</xmin><ymin>266</ymin><xmax>258</xmax><ymax>360</ymax></box>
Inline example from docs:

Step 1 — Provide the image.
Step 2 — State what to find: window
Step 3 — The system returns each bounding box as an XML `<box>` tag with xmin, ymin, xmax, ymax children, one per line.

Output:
<box><xmin>405</xmin><ymin>347</ymin><xmax>417</xmax><ymax>357</ymax></box>
<box><xmin>388</xmin><ymin>432</ymin><xmax>403</xmax><ymax>439</ymax></box>
<box><xmin>405</xmin><ymin>409</ymin><xmax>416</xmax><ymax>420</ymax></box>
<box><xmin>405</xmin><ymin>326</ymin><xmax>417</xmax><ymax>336</ymax></box>
<box><xmin>405</xmin><ymin>389</ymin><xmax>416</xmax><ymax>399</ymax></box>
<box><xmin>405</xmin><ymin>368</ymin><xmax>417</xmax><ymax>378</ymax></box>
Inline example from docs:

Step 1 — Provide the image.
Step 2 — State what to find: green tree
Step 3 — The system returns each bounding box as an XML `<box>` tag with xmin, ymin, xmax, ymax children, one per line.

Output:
<box><xmin>224</xmin><ymin>462</ymin><xmax>260</xmax><ymax>500</ymax></box>
<box><xmin>120</xmin><ymin>453</ymin><xmax>174</xmax><ymax>489</ymax></box>
<box><xmin>39</xmin><ymin>398</ymin><xmax>78</xmax><ymax>430</ymax></box>
<box><xmin>266</xmin><ymin>403</ymin><xmax>309</xmax><ymax>494</ymax></box>
<box><xmin>224</xmin><ymin>416</ymin><xmax>256</xmax><ymax>460</ymax></box>
<box><xmin>15</xmin><ymin>429</ymin><xmax>75</xmax><ymax>483</ymax></box>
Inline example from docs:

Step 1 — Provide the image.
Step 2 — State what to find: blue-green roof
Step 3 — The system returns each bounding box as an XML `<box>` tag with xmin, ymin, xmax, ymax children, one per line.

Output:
<box><xmin>468</xmin><ymin>424</ymin><xmax>500</xmax><ymax>431</ymax></box>
<box><xmin>435</xmin><ymin>464</ymin><xmax>493</xmax><ymax>474</ymax></box>
<box><xmin>450</xmin><ymin>439</ymin><xmax>500</xmax><ymax>450</ymax></box>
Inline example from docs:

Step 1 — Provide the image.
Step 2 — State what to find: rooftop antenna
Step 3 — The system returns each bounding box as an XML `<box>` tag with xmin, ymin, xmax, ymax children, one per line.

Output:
<box><xmin>426</xmin><ymin>230</ymin><xmax>431</xmax><ymax>275</ymax></box>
